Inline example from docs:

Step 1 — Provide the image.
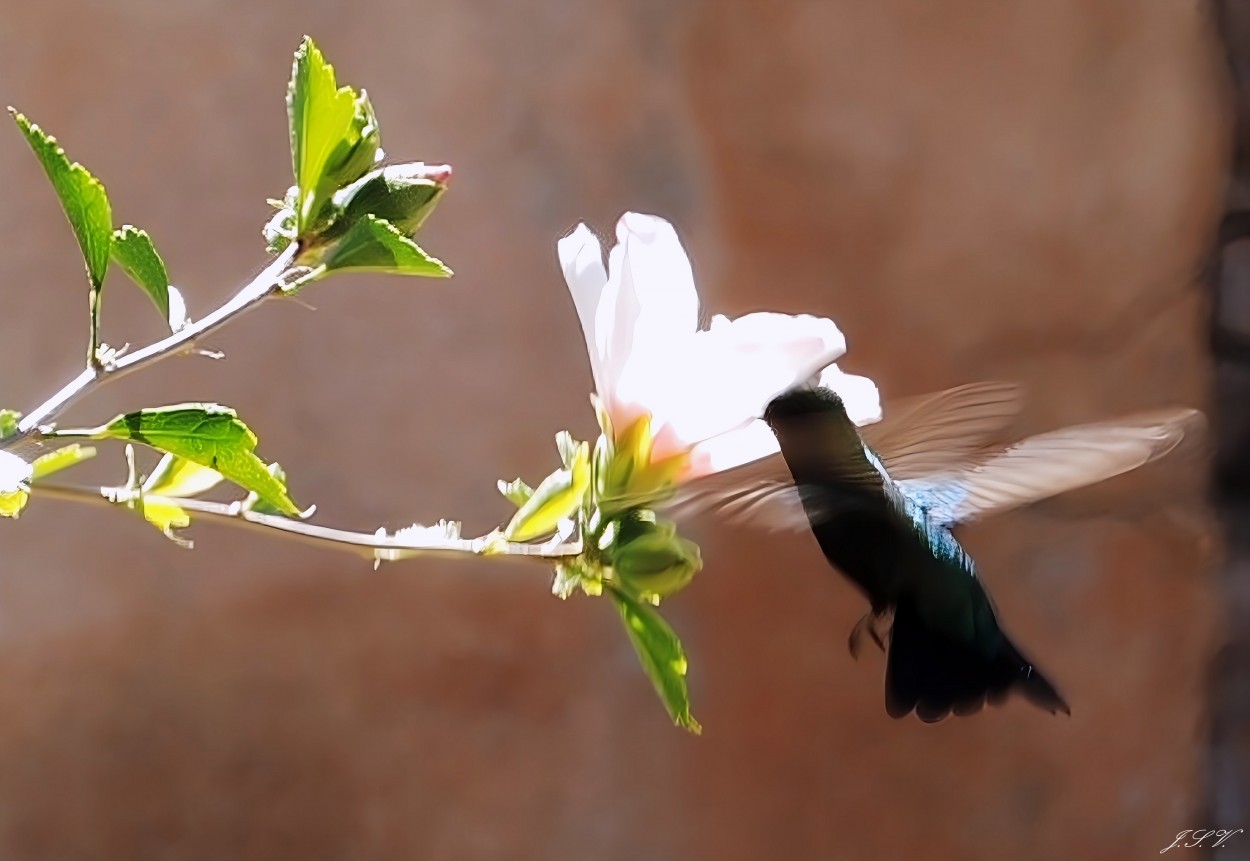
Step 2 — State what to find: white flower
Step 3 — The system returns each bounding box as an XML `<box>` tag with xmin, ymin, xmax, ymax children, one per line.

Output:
<box><xmin>0</xmin><ymin>449</ymin><xmax>33</xmax><ymax>518</ymax></box>
<box><xmin>0</xmin><ymin>449</ymin><xmax>32</xmax><ymax>493</ymax></box>
<box><xmin>559</xmin><ymin>212</ymin><xmax>880</xmax><ymax>479</ymax></box>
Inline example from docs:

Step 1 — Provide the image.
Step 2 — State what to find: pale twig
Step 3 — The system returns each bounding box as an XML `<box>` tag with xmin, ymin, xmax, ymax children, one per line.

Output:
<box><xmin>6</xmin><ymin>244</ymin><xmax>300</xmax><ymax>444</ymax></box>
<box><xmin>4</xmin><ymin>244</ymin><xmax>585</xmax><ymax>566</ymax></box>
<box><xmin>32</xmin><ymin>482</ymin><xmax>584</xmax><ymax>563</ymax></box>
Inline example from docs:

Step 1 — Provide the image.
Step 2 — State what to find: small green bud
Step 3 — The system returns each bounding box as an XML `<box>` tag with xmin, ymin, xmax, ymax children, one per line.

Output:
<box><xmin>331</xmin><ymin>162</ymin><xmax>450</xmax><ymax>238</ymax></box>
<box><xmin>262</xmin><ymin>187</ymin><xmax>299</xmax><ymax>253</ymax></box>
<box><xmin>608</xmin><ymin>513</ymin><xmax>701</xmax><ymax>600</ymax></box>
<box><xmin>263</xmin><ymin>206</ymin><xmax>297</xmax><ymax>254</ymax></box>
<box><xmin>0</xmin><ymin>410</ymin><xmax>21</xmax><ymax>438</ymax></box>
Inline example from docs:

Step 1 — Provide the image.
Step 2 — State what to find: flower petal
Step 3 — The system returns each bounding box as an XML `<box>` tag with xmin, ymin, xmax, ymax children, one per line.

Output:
<box><xmin>818</xmin><ymin>365</ymin><xmax>882</xmax><ymax>425</ymax></box>
<box><xmin>596</xmin><ymin>241</ymin><xmax>640</xmax><ymax>413</ymax></box>
<box><xmin>560</xmin><ymin>212</ymin><xmax>880</xmax><ymax>483</ymax></box>
<box><xmin>687</xmin><ymin>420</ymin><xmax>781</xmax><ymax>477</ymax></box>
<box><xmin>638</xmin><ymin>312</ymin><xmax>851</xmax><ymax>453</ymax></box>
<box><xmin>599</xmin><ymin>213</ymin><xmax>700</xmax><ymax>422</ymax></box>
<box><xmin>614</xmin><ymin>213</ymin><xmax>700</xmax><ymax>347</ymax></box>
<box><xmin>558</xmin><ymin>223</ymin><xmax>609</xmax><ymax>396</ymax></box>
<box><xmin>710</xmin><ymin>312</ymin><xmax>847</xmax><ymax>383</ymax></box>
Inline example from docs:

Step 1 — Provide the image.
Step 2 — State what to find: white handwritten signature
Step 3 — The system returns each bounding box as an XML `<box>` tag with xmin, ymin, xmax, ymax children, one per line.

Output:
<box><xmin>1161</xmin><ymin>829</ymin><xmax>1243</xmax><ymax>852</ymax></box>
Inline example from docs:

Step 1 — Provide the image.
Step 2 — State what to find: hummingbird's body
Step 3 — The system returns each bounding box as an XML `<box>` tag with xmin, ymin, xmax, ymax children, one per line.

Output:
<box><xmin>676</xmin><ymin>380</ymin><xmax>1198</xmax><ymax>721</ymax></box>
<box><xmin>764</xmin><ymin>387</ymin><xmax>1069</xmax><ymax>721</ymax></box>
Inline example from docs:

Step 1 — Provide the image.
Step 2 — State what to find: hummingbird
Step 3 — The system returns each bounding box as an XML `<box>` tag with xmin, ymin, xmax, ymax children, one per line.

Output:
<box><xmin>678</xmin><ymin>382</ymin><xmax>1201</xmax><ymax>721</ymax></box>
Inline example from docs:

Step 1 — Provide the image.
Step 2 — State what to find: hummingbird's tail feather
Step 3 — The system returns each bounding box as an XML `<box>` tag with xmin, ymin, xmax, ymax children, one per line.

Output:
<box><xmin>883</xmin><ymin>600</ymin><xmax>1070</xmax><ymax>722</ymax></box>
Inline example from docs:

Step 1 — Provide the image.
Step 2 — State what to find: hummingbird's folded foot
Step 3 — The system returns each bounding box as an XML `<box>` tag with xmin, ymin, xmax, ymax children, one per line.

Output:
<box><xmin>847</xmin><ymin>611</ymin><xmax>890</xmax><ymax>658</ymax></box>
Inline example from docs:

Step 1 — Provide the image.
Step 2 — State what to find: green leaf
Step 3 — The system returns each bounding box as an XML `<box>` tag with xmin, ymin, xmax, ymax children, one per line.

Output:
<box><xmin>241</xmin><ymin>463</ymin><xmax>292</xmax><ymax>515</ymax></box>
<box><xmin>111</xmin><ymin>225</ymin><xmax>171</xmax><ymax>325</ymax></box>
<box><xmin>607</xmin><ymin>586</ymin><xmax>700</xmax><ymax>733</ymax></box>
<box><xmin>287</xmin><ymin>37</ymin><xmax>381</xmax><ymax>232</ymax></box>
<box><xmin>502</xmin><ymin>442</ymin><xmax>590</xmax><ymax>542</ymax></box>
<box><xmin>0</xmin><ymin>488</ymin><xmax>28</xmax><ymax>518</ymax></box>
<box><xmin>497</xmin><ymin>477</ymin><xmax>533</xmax><ymax>508</ymax></box>
<box><xmin>59</xmin><ymin>404</ymin><xmax>299</xmax><ymax>515</ymax></box>
<box><xmin>321</xmin><ymin>215</ymin><xmax>451</xmax><ymax>277</ymax></box>
<box><xmin>0</xmin><ymin>410</ymin><xmax>20</xmax><ymax>439</ymax></box>
<box><xmin>555</xmin><ymin>430</ymin><xmax>579</xmax><ymax>470</ymax></box>
<box><xmin>29</xmin><ymin>444</ymin><xmax>96</xmax><ymax>481</ymax></box>
<box><xmin>10</xmin><ymin>111</ymin><xmax>112</xmax><ymax>294</ymax></box>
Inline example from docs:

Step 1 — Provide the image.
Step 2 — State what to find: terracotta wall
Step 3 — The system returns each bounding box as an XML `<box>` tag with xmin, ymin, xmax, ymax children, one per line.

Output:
<box><xmin>1208</xmin><ymin>1</ymin><xmax>1250</xmax><ymax>853</ymax></box>
<box><xmin>0</xmin><ymin>1</ymin><xmax>1230</xmax><ymax>858</ymax></box>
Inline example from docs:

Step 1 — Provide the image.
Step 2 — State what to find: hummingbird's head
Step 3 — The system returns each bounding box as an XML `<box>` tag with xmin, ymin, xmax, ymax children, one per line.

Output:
<box><xmin>763</xmin><ymin>386</ymin><xmax>848</xmax><ymax>430</ymax></box>
<box><xmin>763</xmin><ymin>386</ymin><xmax>862</xmax><ymax>474</ymax></box>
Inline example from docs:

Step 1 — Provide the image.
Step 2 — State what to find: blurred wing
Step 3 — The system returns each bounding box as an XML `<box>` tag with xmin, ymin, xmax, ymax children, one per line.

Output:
<box><xmin>861</xmin><ymin>381</ymin><xmax>1023</xmax><ymax>479</ymax></box>
<box><xmin>899</xmin><ymin>407</ymin><xmax>1204</xmax><ymax>526</ymax></box>
<box><xmin>668</xmin><ymin>381</ymin><xmax>1024</xmax><ymax>531</ymax></box>
<box><xmin>665</xmin><ymin>453</ymin><xmax>811</xmax><ymax>531</ymax></box>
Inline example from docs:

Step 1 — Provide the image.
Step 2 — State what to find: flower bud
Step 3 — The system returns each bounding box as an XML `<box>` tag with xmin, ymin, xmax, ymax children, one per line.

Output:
<box><xmin>331</xmin><ymin>162</ymin><xmax>450</xmax><ymax>238</ymax></box>
<box><xmin>263</xmin><ymin>204</ymin><xmax>297</xmax><ymax>254</ymax></box>
<box><xmin>608</xmin><ymin>513</ymin><xmax>701</xmax><ymax>599</ymax></box>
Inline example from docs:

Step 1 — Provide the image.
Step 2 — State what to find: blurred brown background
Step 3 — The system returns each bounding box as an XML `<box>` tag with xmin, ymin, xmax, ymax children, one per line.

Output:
<box><xmin>0</xmin><ymin>1</ymin><xmax>1238</xmax><ymax>858</ymax></box>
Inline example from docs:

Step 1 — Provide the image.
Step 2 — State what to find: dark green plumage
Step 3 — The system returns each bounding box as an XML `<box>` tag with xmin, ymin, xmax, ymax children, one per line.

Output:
<box><xmin>763</xmin><ymin>386</ymin><xmax>1069</xmax><ymax>721</ymax></box>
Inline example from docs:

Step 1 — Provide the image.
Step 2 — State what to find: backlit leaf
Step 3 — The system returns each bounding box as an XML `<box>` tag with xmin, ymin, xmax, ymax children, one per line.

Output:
<box><xmin>59</xmin><ymin>404</ymin><xmax>298</xmax><ymax>515</ymax></box>
<box><xmin>321</xmin><ymin>215</ymin><xmax>451</xmax><ymax>277</ymax></box>
<box><xmin>11</xmin><ymin>110</ymin><xmax>112</xmax><ymax>293</ymax></box>
<box><xmin>287</xmin><ymin>37</ymin><xmax>380</xmax><ymax>232</ymax></box>
<box><xmin>29</xmin><ymin>444</ymin><xmax>96</xmax><ymax>481</ymax></box>
<box><xmin>607</xmin><ymin>586</ymin><xmax>700</xmax><ymax>733</ymax></box>
<box><xmin>111</xmin><ymin>225</ymin><xmax>171</xmax><ymax>325</ymax></box>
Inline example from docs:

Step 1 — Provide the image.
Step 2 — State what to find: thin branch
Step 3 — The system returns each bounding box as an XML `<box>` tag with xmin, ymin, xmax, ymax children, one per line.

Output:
<box><xmin>32</xmin><ymin>482</ymin><xmax>584</xmax><ymax>564</ymax></box>
<box><xmin>7</xmin><ymin>244</ymin><xmax>301</xmax><ymax>443</ymax></box>
<box><xmin>5</xmin><ymin>240</ymin><xmax>586</xmax><ymax>567</ymax></box>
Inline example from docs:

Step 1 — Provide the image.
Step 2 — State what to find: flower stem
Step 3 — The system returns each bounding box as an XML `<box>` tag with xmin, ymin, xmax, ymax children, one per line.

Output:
<box><xmin>32</xmin><ymin>482</ymin><xmax>584</xmax><ymax>563</ymax></box>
